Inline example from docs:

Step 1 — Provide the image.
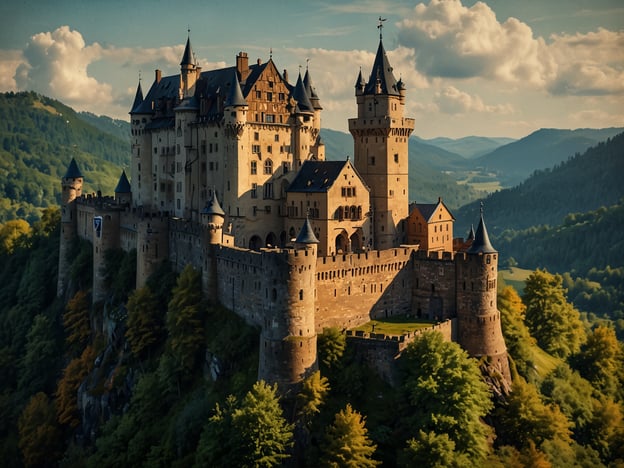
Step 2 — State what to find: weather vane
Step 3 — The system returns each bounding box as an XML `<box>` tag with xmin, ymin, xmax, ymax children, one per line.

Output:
<box><xmin>377</xmin><ymin>16</ymin><xmax>387</xmax><ymax>39</ymax></box>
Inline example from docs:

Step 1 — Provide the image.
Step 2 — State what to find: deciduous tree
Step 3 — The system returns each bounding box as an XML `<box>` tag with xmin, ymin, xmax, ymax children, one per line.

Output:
<box><xmin>125</xmin><ymin>286</ymin><xmax>163</xmax><ymax>361</ymax></box>
<box><xmin>63</xmin><ymin>290</ymin><xmax>91</xmax><ymax>356</ymax></box>
<box><xmin>18</xmin><ymin>392</ymin><xmax>62</xmax><ymax>467</ymax></box>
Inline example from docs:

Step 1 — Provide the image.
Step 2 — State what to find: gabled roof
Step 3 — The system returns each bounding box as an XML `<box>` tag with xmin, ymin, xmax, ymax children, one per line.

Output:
<box><xmin>130</xmin><ymin>81</ymin><xmax>143</xmax><ymax>113</ymax></box>
<box><xmin>114</xmin><ymin>170</ymin><xmax>131</xmax><ymax>193</ymax></box>
<box><xmin>411</xmin><ymin>198</ymin><xmax>455</xmax><ymax>223</ymax></box>
<box><xmin>180</xmin><ymin>36</ymin><xmax>194</xmax><ymax>66</ymax></box>
<box><xmin>64</xmin><ymin>158</ymin><xmax>83</xmax><ymax>179</ymax></box>
<box><xmin>287</xmin><ymin>160</ymin><xmax>348</xmax><ymax>193</ymax></box>
<box><xmin>467</xmin><ymin>209</ymin><xmax>496</xmax><ymax>254</ymax></box>
<box><xmin>295</xmin><ymin>217</ymin><xmax>319</xmax><ymax>244</ymax></box>
<box><xmin>364</xmin><ymin>39</ymin><xmax>399</xmax><ymax>96</ymax></box>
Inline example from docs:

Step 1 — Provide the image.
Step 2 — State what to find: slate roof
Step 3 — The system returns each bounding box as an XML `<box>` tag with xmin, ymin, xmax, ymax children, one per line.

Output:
<box><xmin>180</xmin><ymin>37</ymin><xmax>194</xmax><ymax>66</ymax></box>
<box><xmin>114</xmin><ymin>170</ymin><xmax>131</xmax><ymax>193</ymax></box>
<box><xmin>295</xmin><ymin>217</ymin><xmax>319</xmax><ymax>244</ymax></box>
<box><xmin>286</xmin><ymin>160</ymin><xmax>347</xmax><ymax>193</ymax></box>
<box><xmin>224</xmin><ymin>70</ymin><xmax>247</xmax><ymax>107</ymax></box>
<box><xmin>363</xmin><ymin>39</ymin><xmax>400</xmax><ymax>96</ymax></box>
<box><xmin>292</xmin><ymin>72</ymin><xmax>314</xmax><ymax>114</ymax></box>
<box><xmin>201</xmin><ymin>193</ymin><xmax>225</xmax><ymax>217</ymax></box>
<box><xmin>411</xmin><ymin>198</ymin><xmax>455</xmax><ymax>223</ymax></box>
<box><xmin>467</xmin><ymin>211</ymin><xmax>496</xmax><ymax>254</ymax></box>
<box><xmin>130</xmin><ymin>81</ymin><xmax>143</xmax><ymax>113</ymax></box>
<box><xmin>64</xmin><ymin>158</ymin><xmax>83</xmax><ymax>179</ymax></box>
<box><xmin>303</xmin><ymin>69</ymin><xmax>322</xmax><ymax>110</ymax></box>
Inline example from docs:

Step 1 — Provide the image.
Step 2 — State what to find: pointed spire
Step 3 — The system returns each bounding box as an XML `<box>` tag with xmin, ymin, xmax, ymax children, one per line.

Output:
<box><xmin>114</xmin><ymin>170</ymin><xmax>131</xmax><ymax>193</ymax></box>
<box><xmin>292</xmin><ymin>71</ymin><xmax>314</xmax><ymax>114</ymax></box>
<box><xmin>130</xmin><ymin>79</ymin><xmax>144</xmax><ymax>114</ymax></box>
<box><xmin>64</xmin><ymin>158</ymin><xmax>83</xmax><ymax>179</ymax></box>
<box><xmin>364</xmin><ymin>35</ymin><xmax>399</xmax><ymax>96</ymax></box>
<box><xmin>201</xmin><ymin>192</ymin><xmax>225</xmax><ymax>217</ymax></box>
<box><xmin>295</xmin><ymin>216</ymin><xmax>319</xmax><ymax>244</ymax></box>
<box><xmin>303</xmin><ymin>62</ymin><xmax>322</xmax><ymax>110</ymax></box>
<box><xmin>225</xmin><ymin>70</ymin><xmax>247</xmax><ymax>107</ymax></box>
<box><xmin>180</xmin><ymin>35</ymin><xmax>194</xmax><ymax>66</ymax></box>
<box><xmin>467</xmin><ymin>203</ymin><xmax>496</xmax><ymax>254</ymax></box>
<box><xmin>466</xmin><ymin>224</ymin><xmax>475</xmax><ymax>242</ymax></box>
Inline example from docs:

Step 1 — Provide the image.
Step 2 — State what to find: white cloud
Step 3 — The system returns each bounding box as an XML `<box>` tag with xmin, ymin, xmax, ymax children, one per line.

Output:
<box><xmin>396</xmin><ymin>0</ymin><xmax>623</xmax><ymax>96</ymax></box>
<box><xmin>0</xmin><ymin>50</ymin><xmax>22</xmax><ymax>92</ymax></box>
<box><xmin>434</xmin><ymin>85</ymin><xmax>512</xmax><ymax>114</ymax></box>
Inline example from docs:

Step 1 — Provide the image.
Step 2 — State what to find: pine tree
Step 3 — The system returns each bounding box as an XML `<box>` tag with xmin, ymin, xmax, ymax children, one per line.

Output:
<box><xmin>125</xmin><ymin>286</ymin><xmax>164</xmax><ymax>361</ymax></box>
<box><xmin>166</xmin><ymin>265</ymin><xmax>204</xmax><ymax>373</ymax></box>
<box><xmin>321</xmin><ymin>403</ymin><xmax>379</xmax><ymax>467</ymax></box>
<box><xmin>18</xmin><ymin>392</ymin><xmax>62</xmax><ymax>467</ymax></box>
<box><xmin>55</xmin><ymin>345</ymin><xmax>96</xmax><ymax>427</ymax></box>
<box><xmin>63</xmin><ymin>290</ymin><xmax>91</xmax><ymax>356</ymax></box>
<box><xmin>297</xmin><ymin>370</ymin><xmax>330</xmax><ymax>423</ymax></box>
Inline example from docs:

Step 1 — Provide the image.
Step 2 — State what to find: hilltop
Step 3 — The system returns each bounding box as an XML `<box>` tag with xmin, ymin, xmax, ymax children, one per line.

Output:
<box><xmin>0</xmin><ymin>92</ymin><xmax>130</xmax><ymax>223</ymax></box>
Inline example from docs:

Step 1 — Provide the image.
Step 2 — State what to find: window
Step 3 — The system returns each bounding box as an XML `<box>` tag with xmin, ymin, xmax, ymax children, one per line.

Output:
<box><xmin>251</xmin><ymin>161</ymin><xmax>257</xmax><ymax>175</ymax></box>
<box><xmin>251</xmin><ymin>183</ymin><xmax>257</xmax><ymax>198</ymax></box>
<box><xmin>267</xmin><ymin>145</ymin><xmax>272</xmax><ymax>153</ymax></box>
<box><xmin>265</xmin><ymin>114</ymin><xmax>275</xmax><ymax>123</ymax></box>
<box><xmin>278</xmin><ymin>92</ymin><xmax>285</xmax><ymax>101</ymax></box>
<box><xmin>394</xmin><ymin>153</ymin><xmax>399</xmax><ymax>163</ymax></box>
<box><xmin>267</xmin><ymin>92</ymin><xmax>273</xmax><ymax>101</ymax></box>
<box><xmin>176</xmin><ymin>182</ymin><xmax>182</xmax><ymax>193</ymax></box>
<box><xmin>254</xmin><ymin>132</ymin><xmax>259</xmax><ymax>141</ymax></box>
<box><xmin>256</xmin><ymin>90</ymin><xmax>261</xmax><ymax>99</ymax></box>
<box><xmin>274</xmin><ymin>134</ymin><xmax>279</xmax><ymax>142</ymax></box>
<box><xmin>370</xmin><ymin>156</ymin><xmax>375</xmax><ymax>165</ymax></box>
<box><xmin>341</xmin><ymin>187</ymin><xmax>356</xmax><ymax>197</ymax></box>
<box><xmin>263</xmin><ymin>183</ymin><xmax>273</xmax><ymax>199</ymax></box>
<box><xmin>252</xmin><ymin>144</ymin><xmax>260</xmax><ymax>153</ymax></box>
<box><xmin>264</xmin><ymin>159</ymin><xmax>273</xmax><ymax>174</ymax></box>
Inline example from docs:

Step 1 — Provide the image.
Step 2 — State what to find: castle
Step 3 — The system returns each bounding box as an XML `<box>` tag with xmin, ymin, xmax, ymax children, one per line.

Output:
<box><xmin>57</xmin><ymin>27</ymin><xmax>511</xmax><ymax>388</ymax></box>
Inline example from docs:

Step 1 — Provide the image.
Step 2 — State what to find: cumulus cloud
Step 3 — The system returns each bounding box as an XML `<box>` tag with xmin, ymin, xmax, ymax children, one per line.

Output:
<box><xmin>434</xmin><ymin>86</ymin><xmax>512</xmax><ymax>114</ymax></box>
<box><xmin>15</xmin><ymin>26</ymin><xmax>114</xmax><ymax>108</ymax></box>
<box><xmin>396</xmin><ymin>0</ymin><xmax>623</xmax><ymax>96</ymax></box>
<box><xmin>0</xmin><ymin>50</ymin><xmax>22</xmax><ymax>92</ymax></box>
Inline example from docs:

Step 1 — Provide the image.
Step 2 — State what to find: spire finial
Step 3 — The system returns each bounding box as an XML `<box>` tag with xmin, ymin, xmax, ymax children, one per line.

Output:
<box><xmin>270</xmin><ymin>47</ymin><xmax>273</xmax><ymax>59</ymax></box>
<box><xmin>138</xmin><ymin>69</ymin><xmax>142</xmax><ymax>82</ymax></box>
<box><xmin>306</xmin><ymin>58</ymin><xmax>310</xmax><ymax>70</ymax></box>
<box><xmin>480</xmin><ymin>201</ymin><xmax>484</xmax><ymax>216</ymax></box>
<box><xmin>187</xmin><ymin>25</ymin><xmax>190</xmax><ymax>36</ymax></box>
<box><xmin>378</xmin><ymin>16</ymin><xmax>387</xmax><ymax>40</ymax></box>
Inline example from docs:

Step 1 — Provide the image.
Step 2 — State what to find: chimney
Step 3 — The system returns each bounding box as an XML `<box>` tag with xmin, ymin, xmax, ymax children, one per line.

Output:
<box><xmin>155</xmin><ymin>69</ymin><xmax>162</xmax><ymax>84</ymax></box>
<box><xmin>236</xmin><ymin>52</ymin><xmax>249</xmax><ymax>82</ymax></box>
<box><xmin>283</xmin><ymin>69</ymin><xmax>289</xmax><ymax>83</ymax></box>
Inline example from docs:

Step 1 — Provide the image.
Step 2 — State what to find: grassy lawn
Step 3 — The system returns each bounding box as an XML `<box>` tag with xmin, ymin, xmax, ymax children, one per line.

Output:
<box><xmin>500</xmin><ymin>267</ymin><xmax>533</xmax><ymax>294</ymax></box>
<box><xmin>350</xmin><ymin>315</ymin><xmax>435</xmax><ymax>336</ymax></box>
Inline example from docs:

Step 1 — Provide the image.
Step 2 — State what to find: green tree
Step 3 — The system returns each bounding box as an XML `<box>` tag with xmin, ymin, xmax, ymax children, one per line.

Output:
<box><xmin>18</xmin><ymin>392</ymin><xmax>62</xmax><ymax>467</ymax></box>
<box><xmin>523</xmin><ymin>270</ymin><xmax>586</xmax><ymax>358</ymax></box>
<box><xmin>63</xmin><ymin>290</ymin><xmax>91</xmax><ymax>356</ymax></box>
<box><xmin>196</xmin><ymin>381</ymin><xmax>293</xmax><ymax>467</ymax></box>
<box><xmin>18</xmin><ymin>314</ymin><xmax>60</xmax><ymax>396</ymax></box>
<box><xmin>400</xmin><ymin>430</ymin><xmax>469</xmax><ymax>468</ymax></box>
<box><xmin>400</xmin><ymin>331</ymin><xmax>493</xmax><ymax>463</ymax></box>
<box><xmin>297</xmin><ymin>370</ymin><xmax>330</xmax><ymax>423</ymax></box>
<box><xmin>166</xmin><ymin>265</ymin><xmax>205</xmax><ymax>373</ymax></box>
<box><xmin>321</xmin><ymin>403</ymin><xmax>379</xmax><ymax>467</ymax></box>
<box><xmin>498</xmin><ymin>286</ymin><xmax>536</xmax><ymax>380</ymax></box>
<box><xmin>572</xmin><ymin>326</ymin><xmax>623</xmax><ymax>398</ymax></box>
<box><xmin>318</xmin><ymin>327</ymin><xmax>346</xmax><ymax>370</ymax></box>
<box><xmin>125</xmin><ymin>286</ymin><xmax>164</xmax><ymax>361</ymax></box>
<box><xmin>0</xmin><ymin>219</ymin><xmax>31</xmax><ymax>254</ymax></box>
<box><xmin>55</xmin><ymin>345</ymin><xmax>96</xmax><ymax>428</ymax></box>
<box><xmin>496</xmin><ymin>375</ymin><xmax>572</xmax><ymax>451</ymax></box>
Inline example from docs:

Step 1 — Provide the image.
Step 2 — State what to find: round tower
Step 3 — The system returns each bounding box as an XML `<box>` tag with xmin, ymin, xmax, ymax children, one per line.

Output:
<box><xmin>258</xmin><ymin>218</ymin><xmax>319</xmax><ymax>391</ymax></box>
<box><xmin>57</xmin><ymin>158</ymin><xmax>83</xmax><ymax>297</ymax></box>
<box><xmin>201</xmin><ymin>193</ymin><xmax>225</xmax><ymax>301</ymax></box>
<box><xmin>456</xmin><ymin>208</ymin><xmax>511</xmax><ymax>383</ymax></box>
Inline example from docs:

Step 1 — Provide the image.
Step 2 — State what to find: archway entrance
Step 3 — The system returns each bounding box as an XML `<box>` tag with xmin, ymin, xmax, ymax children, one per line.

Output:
<box><xmin>335</xmin><ymin>231</ymin><xmax>349</xmax><ymax>254</ymax></box>
<box><xmin>350</xmin><ymin>231</ymin><xmax>362</xmax><ymax>252</ymax></box>
<box><xmin>249</xmin><ymin>235</ymin><xmax>262</xmax><ymax>250</ymax></box>
<box><xmin>265</xmin><ymin>232</ymin><xmax>277</xmax><ymax>248</ymax></box>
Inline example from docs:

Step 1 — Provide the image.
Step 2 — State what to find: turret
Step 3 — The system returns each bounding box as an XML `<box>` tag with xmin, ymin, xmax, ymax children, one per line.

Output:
<box><xmin>180</xmin><ymin>35</ymin><xmax>198</xmax><ymax>97</ymax></box>
<box><xmin>201</xmin><ymin>192</ymin><xmax>225</xmax><ymax>245</ymax></box>
<box><xmin>129</xmin><ymin>77</ymin><xmax>152</xmax><ymax>210</ymax></box>
<box><xmin>258</xmin><ymin>218</ymin><xmax>319</xmax><ymax>391</ymax></box>
<box><xmin>456</xmin><ymin>206</ymin><xmax>511</xmax><ymax>384</ymax></box>
<box><xmin>114</xmin><ymin>170</ymin><xmax>131</xmax><ymax>205</ymax></box>
<box><xmin>57</xmin><ymin>158</ymin><xmax>83</xmax><ymax>297</ymax></box>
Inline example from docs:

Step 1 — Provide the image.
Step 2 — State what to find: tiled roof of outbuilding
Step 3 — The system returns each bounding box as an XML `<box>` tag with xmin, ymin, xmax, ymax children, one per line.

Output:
<box><xmin>287</xmin><ymin>160</ymin><xmax>347</xmax><ymax>193</ymax></box>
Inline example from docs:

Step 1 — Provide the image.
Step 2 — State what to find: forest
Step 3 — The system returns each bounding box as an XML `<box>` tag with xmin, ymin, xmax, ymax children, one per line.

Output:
<box><xmin>0</xmin><ymin>211</ymin><xmax>622</xmax><ymax>467</ymax></box>
<box><xmin>0</xmin><ymin>92</ymin><xmax>129</xmax><ymax>223</ymax></box>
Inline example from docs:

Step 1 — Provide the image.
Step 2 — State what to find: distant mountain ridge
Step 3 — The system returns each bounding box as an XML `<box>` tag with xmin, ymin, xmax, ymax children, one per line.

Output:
<box><xmin>418</xmin><ymin>135</ymin><xmax>516</xmax><ymax>159</ymax></box>
<box><xmin>473</xmin><ymin>127</ymin><xmax>624</xmax><ymax>186</ymax></box>
<box><xmin>454</xmin><ymin>131</ymin><xmax>624</xmax><ymax>236</ymax></box>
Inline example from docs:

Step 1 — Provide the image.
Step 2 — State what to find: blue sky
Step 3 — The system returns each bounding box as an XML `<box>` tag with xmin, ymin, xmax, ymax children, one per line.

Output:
<box><xmin>1</xmin><ymin>0</ymin><xmax>622</xmax><ymax>138</ymax></box>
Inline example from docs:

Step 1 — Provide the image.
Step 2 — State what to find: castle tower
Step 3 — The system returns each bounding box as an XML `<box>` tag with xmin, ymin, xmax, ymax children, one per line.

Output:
<box><xmin>291</xmin><ymin>71</ymin><xmax>318</xmax><ymax>169</ymax></box>
<box><xmin>201</xmin><ymin>193</ymin><xmax>225</xmax><ymax>301</ymax></box>
<box><xmin>456</xmin><ymin>207</ymin><xmax>511</xmax><ymax>383</ymax></box>
<box><xmin>114</xmin><ymin>170</ymin><xmax>132</xmax><ymax>206</ymax></box>
<box><xmin>349</xmin><ymin>26</ymin><xmax>415</xmax><ymax>250</ymax></box>
<box><xmin>258</xmin><ymin>218</ymin><xmax>319</xmax><ymax>390</ymax></box>
<box><xmin>129</xmin><ymin>77</ymin><xmax>153</xmax><ymax>211</ymax></box>
<box><xmin>180</xmin><ymin>35</ymin><xmax>198</xmax><ymax>98</ymax></box>
<box><xmin>57</xmin><ymin>158</ymin><xmax>83</xmax><ymax>297</ymax></box>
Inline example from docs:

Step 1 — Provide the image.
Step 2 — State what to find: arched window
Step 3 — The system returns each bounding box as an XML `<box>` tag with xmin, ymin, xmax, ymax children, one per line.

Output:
<box><xmin>344</xmin><ymin>205</ymin><xmax>350</xmax><ymax>219</ymax></box>
<box><xmin>264</xmin><ymin>159</ymin><xmax>273</xmax><ymax>174</ymax></box>
<box><xmin>350</xmin><ymin>205</ymin><xmax>356</xmax><ymax>219</ymax></box>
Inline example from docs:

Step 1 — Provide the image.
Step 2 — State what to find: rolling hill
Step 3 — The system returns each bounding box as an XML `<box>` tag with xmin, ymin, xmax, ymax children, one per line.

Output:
<box><xmin>0</xmin><ymin>91</ymin><xmax>131</xmax><ymax>223</ymax></box>
<box><xmin>454</xmin><ymin>131</ymin><xmax>624</xmax><ymax>237</ymax></box>
<box><xmin>422</xmin><ymin>135</ymin><xmax>516</xmax><ymax>159</ymax></box>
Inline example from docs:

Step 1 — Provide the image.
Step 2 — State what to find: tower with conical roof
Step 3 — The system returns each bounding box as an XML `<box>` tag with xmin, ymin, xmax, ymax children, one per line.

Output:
<box><xmin>457</xmin><ymin>205</ymin><xmax>511</xmax><ymax>384</ymax></box>
<box><xmin>348</xmin><ymin>21</ymin><xmax>415</xmax><ymax>250</ymax></box>
<box><xmin>57</xmin><ymin>158</ymin><xmax>83</xmax><ymax>297</ymax></box>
